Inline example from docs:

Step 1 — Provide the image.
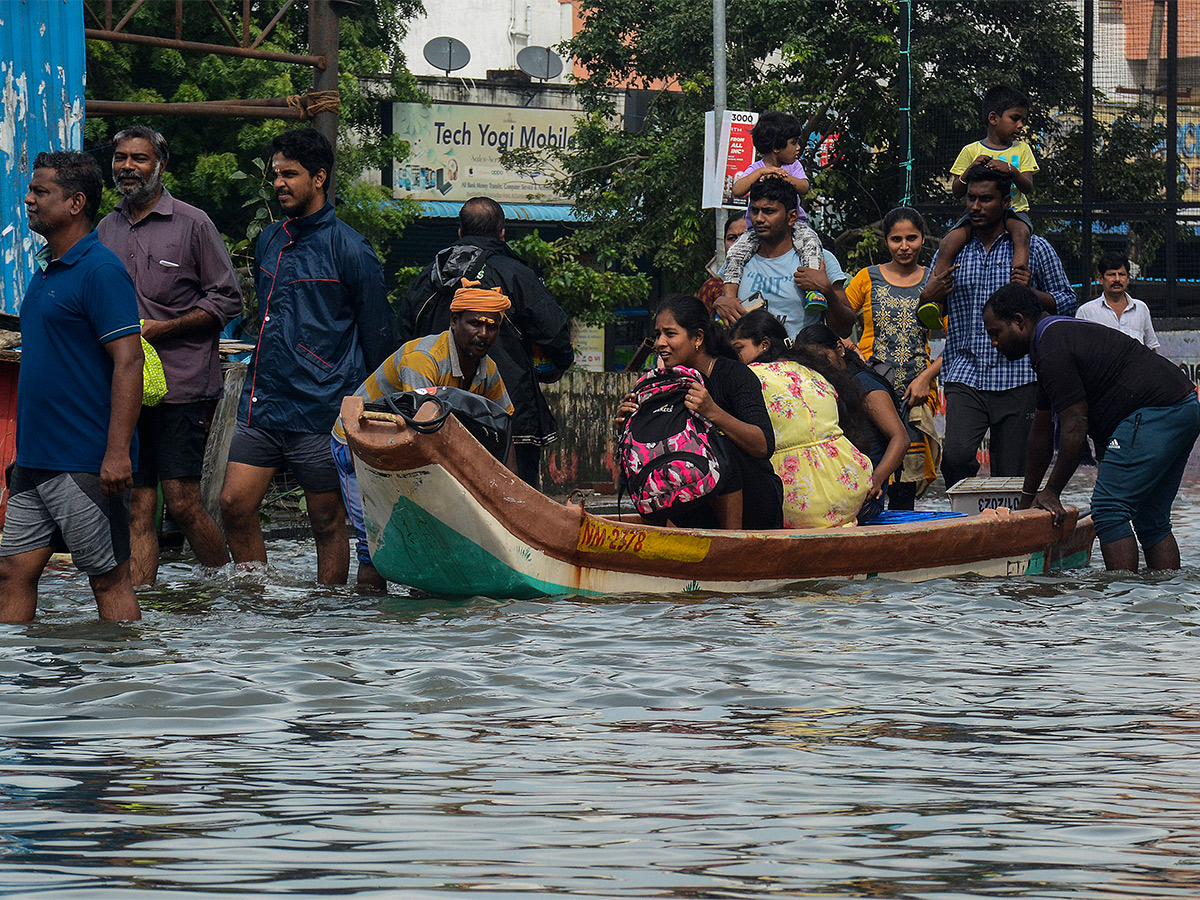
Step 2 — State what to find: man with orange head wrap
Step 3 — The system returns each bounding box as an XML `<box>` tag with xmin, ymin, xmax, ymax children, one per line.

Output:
<box><xmin>332</xmin><ymin>279</ymin><xmax>515</xmax><ymax>591</ymax></box>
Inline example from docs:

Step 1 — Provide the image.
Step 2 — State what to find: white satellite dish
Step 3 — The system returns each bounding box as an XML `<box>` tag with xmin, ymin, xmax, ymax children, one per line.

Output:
<box><xmin>423</xmin><ymin>37</ymin><xmax>471</xmax><ymax>75</ymax></box>
<box><xmin>516</xmin><ymin>45</ymin><xmax>564</xmax><ymax>81</ymax></box>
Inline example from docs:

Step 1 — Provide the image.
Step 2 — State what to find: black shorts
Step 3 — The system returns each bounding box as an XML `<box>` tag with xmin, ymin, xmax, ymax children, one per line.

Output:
<box><xmin>226</xmin><ymin>424</ymin><xmax>340</xmax><ymax>494</ymax></box>
<box><xmin>133</xmin><ymin>400</ymin><xmax>215</xmax><ymax>487</ymax></box>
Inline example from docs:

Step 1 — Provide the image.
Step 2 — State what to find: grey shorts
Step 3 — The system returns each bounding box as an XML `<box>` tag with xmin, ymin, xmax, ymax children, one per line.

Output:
<box><xmin>0</xmin><ymin>467</ymin><xmax>131</xmax><ymax>574</ymax></box>
<box><xmin>226</xmin><ymin>424</ymin><xmax>340</xmax><ymax>494</ymax></box>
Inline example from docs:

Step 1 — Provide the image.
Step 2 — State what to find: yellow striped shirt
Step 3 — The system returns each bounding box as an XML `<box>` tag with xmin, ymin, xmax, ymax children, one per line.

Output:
<box><xmin>332</xmin><ymin>330</ymin><xmax>513</xmax><ymax>442</ymax></box>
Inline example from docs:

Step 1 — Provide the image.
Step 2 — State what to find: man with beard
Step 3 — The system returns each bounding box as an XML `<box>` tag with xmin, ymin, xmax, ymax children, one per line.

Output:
<box><xmin>0</xmin><ymin>151</ymin><xmax>143</xmax><ymax>622</ymax></box>
<box><xmin>219</xmin><ymin>128</ymin><xmax>393</xmax><ymax>585</ymax></box>
<box><xmin>331</xmin><ymin>280</ymin><xmax>515</xmax><ymax>591</ymax></box>
<box><xmin>919</xmin><ymin>164</ymin><xmax>1075</xmax><ymax>489</ymax></box>
<box><xmin>398</xmin><ymin>197</ymin><xmax>572</xmax><ymax>489</ymax></box>
<box><xmin>983</xmin><ymin>283</ymin><xmax>1199</xmax><ymax>572</ymax></box>
<box><xmin>97</xmin><ymin>126</ymin><xmax>242</xmax><ymax>585</ymax></box>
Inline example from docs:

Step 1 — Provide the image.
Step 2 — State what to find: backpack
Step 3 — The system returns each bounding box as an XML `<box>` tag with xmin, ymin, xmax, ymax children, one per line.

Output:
<box><xmin>365</xmin><ymin>387</ymin><xmax>512</xmax><ymax>462</ymax></box>
<box><xmin>618</xmin><ymin>366</ymin><xmax>723</xmax><ymax>516</ymax></box>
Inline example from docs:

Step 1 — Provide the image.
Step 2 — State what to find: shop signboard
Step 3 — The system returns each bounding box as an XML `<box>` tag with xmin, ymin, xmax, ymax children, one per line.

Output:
<box><xmin>390</xmin><ymin>102</ymin><xmax>579</xmax><ymax>204</ymax></box>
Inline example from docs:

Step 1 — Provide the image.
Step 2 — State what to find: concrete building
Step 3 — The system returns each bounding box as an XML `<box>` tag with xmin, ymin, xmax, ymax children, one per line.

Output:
<box><xmin>399</xmin><ymin>0</ymin><xmax>578</xmax><ymax>85</ymax></box>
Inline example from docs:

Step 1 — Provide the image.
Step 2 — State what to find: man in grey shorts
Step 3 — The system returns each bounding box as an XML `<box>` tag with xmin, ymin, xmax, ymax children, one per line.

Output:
<box><xmin>0</xmin><ymin>151</ymin><xmax>144</xmax><ymax>622</ymax></box>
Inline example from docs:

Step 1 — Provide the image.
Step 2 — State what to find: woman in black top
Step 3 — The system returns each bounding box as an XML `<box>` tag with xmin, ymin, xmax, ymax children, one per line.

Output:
<box><xmin>794</xmin><ymin>324</ymin><xmax>909</xmax><ymax>522</ymax></box>
<box><xmin>615</xmin><ymin>295</ymin><xmax>783</xmax><ymax>530</ymax></box>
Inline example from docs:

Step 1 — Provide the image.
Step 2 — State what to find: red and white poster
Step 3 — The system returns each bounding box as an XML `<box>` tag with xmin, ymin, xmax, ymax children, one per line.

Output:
<box><xmin>702</xmin><ymin>110</ymin><xmax>759</xmax><ymax>209</ymax></box>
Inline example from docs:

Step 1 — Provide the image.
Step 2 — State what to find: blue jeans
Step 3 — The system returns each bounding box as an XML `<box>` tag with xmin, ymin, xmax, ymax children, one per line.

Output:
<box><xmin>331</xmin><ymin>437</ymin><xmax>372</xmax><ymax>566</ymax></box>
<box><xmin>1091</xmin><ymin>395</ymin><xmax>1200</xmax><ymax>549</ymax></box>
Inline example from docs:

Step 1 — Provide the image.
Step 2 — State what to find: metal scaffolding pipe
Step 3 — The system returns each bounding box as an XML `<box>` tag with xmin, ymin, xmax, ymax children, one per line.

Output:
<box><xmin>85</xmin><ymin>28</ymin><xmax>325</xmax><ymax>69</ymax></box>
<box><xmin>86</xmin><ymin>99</ymin><xmax>305</xmax><ymax>120</ymax></box>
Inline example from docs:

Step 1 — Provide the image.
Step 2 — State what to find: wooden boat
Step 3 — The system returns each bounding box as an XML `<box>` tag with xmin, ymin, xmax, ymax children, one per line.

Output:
<box><xmin>342</xmin><ymin>396</ymin><xmax>1096</xmax><ymax>599</ymax></box>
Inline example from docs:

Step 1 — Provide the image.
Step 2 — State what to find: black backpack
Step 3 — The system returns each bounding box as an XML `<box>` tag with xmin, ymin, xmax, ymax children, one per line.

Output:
<box><xmin>365</xmin><ymin>387</ymin><xmax>512</xmax><ymax>462</ymax></box>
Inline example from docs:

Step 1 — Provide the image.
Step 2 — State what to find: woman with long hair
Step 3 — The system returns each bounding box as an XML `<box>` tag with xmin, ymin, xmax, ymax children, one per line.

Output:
<box><xmin>844</xmin><ymin>206</ymin><xmax>943</xmax><ymax>507</ymax></box>
<box><xmin>793</xmin><ymin>323</ymin><xmax>909</xmax><ymax>524</ymax></box>
<box><xmin>614</xmin><ymin>295</ymin><xmax>783</xmax><ymax>530</ymax></box>
<box><xmin>729</xmin><ymin>310</ymin><xmax>873</xmax><ymax>528</ymax></box>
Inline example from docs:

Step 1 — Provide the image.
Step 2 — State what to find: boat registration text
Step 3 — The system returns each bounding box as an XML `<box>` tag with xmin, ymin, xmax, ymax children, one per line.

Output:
<box><xmin>577</xmin><ymin>519</ymin><xmax>711</xmax><ymax>562</ymax></box>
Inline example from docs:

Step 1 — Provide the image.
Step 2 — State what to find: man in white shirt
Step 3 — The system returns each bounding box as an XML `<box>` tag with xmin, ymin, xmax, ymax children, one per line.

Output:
<box><xmin>1076</xmin><ymin>253</ymin><xmax>1160</xmax><ymax>351</ymax></box>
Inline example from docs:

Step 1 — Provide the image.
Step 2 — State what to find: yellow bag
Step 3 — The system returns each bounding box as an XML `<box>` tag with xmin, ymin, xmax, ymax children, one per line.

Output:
<box><xmin>141</xmin><ymin>335</ymin><xmax>168</xmax><ymax>407</ymax></box>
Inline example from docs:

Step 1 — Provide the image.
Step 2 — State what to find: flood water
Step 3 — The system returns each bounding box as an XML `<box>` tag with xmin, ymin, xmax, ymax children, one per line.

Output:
<box><xmin>3</xmin><ymin>475</ymin><xmax>1200</xmax><ymax>898</ymax></box>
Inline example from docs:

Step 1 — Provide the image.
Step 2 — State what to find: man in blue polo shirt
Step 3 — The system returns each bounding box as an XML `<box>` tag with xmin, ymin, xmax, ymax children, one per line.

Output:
<box><xmin>0</xmin><ymin>151</ymin><xmax>144</xmax><ymax>623</ymax></box>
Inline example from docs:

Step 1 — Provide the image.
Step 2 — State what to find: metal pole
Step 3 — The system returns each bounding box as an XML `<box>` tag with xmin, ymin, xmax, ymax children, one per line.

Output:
<box><xmin>309</xmin><ymin>0</ymin><xmax>341</xmax><ymax>195</ymax></box>
<box><xmin>85</xmin><ymin>28</ymin><xmax>326</xmax><ymax>68</ymax></box>
<box><xmin>1165</xmin><ymin>0</ymin><xmax>1178</xmax><ymax>316</ymax></box>
<box><xmin>898</xmin><ymin>0</ymin><xmax>911</xmax><ymax>205</ymax></box>
<box><xmin>1082</xmin><ymin>0</ymin><xmax>1094</xmax><ymax>301</ymax></box>
<box><xmin>86</xmin><ymin>99</ymin><xmax>305</xmax><ymax>119</ymax></box>
<box><xmin>713</xmin><ymin>0</ymin><xmax>727</xmax><ymax>263</ymax></box>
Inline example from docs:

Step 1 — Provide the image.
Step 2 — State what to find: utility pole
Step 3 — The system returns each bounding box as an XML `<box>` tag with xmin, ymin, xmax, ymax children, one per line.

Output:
<box><xmin>310</xmin><ymin>0</ymin><xmax>341</xmax><ymax>195</ymax></box>
<box><xmin>713</xmin><ymin>0</ymin><xmax>727</xmax><ymax>262</ymax></box>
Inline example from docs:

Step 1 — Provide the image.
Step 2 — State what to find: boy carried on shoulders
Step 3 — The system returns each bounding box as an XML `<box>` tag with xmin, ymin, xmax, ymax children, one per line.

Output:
<box><xmin>721</xmin><ymin>111</ymin><xmax>825</xmax><ymax>314</ymax></box>
<box><xmin>920</xmin><ymin>85</ymin><xmax>1039</xmax><ymax>330</ymax></box>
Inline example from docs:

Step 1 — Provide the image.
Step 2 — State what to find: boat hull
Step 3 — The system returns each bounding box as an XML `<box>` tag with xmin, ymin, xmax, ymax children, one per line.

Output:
<box><xmin>343</xmin><ymin>397</ymin><xmax>1095</xmax><ymax>599</ymax></box>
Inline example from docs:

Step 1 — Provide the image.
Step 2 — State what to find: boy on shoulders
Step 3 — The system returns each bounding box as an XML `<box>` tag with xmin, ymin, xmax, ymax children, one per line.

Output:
<box><xmin>921</xmin><ymin>85</ymin><xmax>1039</xmax><ymax>329</ymax></box>
<box><xmin>719</xmin><ymin>111</ymin><xmax>825</xmax><ymax>317</ymax></box>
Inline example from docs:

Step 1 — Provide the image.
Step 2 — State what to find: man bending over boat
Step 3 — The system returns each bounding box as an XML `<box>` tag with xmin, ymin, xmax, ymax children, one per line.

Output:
<box><xmin>983</xmin><ymin>283</ymin><xmax>1200</xmax><ymax>572</ymax></box>
<box><xmin>332</xmin><ymin>280</ymin><xmax>515</xmax><ymax>591</ymax></box>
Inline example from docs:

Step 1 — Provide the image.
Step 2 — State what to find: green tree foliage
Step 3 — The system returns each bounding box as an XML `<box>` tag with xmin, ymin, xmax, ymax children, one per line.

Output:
<box><xmin>548</xmin><ymin>0</ymin><xmax>1085</xmax><ymax>292</ymax></box>
<box><xmin>85</xmin><ymin>0</ymin><xmax>424</xmax><ymax>281</ymax></box>
<box><xmin>508</xmin><ymin>232</ymin><xmax>651</xmax><ymax>325</ymax></box>
<box><xmin>1039</xmin><ymin>104</ymin><xmax>1174</xmax><ymax>270</ymax></box>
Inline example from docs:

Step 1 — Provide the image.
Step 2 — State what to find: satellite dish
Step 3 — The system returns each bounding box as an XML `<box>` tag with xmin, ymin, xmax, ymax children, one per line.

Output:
<box><xmin>423</xmin><ymin>37</ymin><xmax>471</xmax><ymax>75</ymax></box>
<box><xmin>516</xmin><ymin>45</ymin><xmax>564</xmax><ymax>81</ymax></box>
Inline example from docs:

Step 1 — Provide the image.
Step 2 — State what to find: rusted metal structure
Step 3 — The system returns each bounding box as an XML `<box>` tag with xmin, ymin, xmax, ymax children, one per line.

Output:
<box><xmin>0</xmin><ymin>0</ymin><xmax>87</xmax><ymax>315</ymax></box>
<box><xmin>83</xmin><ymin>0</ymin><xmax>343</xmax><ymax>161</ymax></box>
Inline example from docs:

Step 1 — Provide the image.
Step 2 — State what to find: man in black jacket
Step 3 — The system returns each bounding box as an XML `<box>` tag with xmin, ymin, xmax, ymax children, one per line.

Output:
<box><xmin>398</xmin><ymin>197</ymin><xmax>574</xmax><ymax>489</ymax></box>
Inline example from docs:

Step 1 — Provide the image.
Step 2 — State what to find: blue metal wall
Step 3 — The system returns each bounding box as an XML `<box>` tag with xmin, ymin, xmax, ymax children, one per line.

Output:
<box><xmin>0</xmin><ymin>0</ymin><xmax>85</xmax><ymax>314</ymax></box>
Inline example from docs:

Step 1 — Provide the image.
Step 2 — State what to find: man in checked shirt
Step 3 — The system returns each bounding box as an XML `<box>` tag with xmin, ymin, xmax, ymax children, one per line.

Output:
<box><xmin>920</xmin><ymin>164</ymin><xmax>1076</xmax><ymax>489</ymax></box>
<box><xmin>97</xmin><ymin>126</ymin><xmax>242</xmax><ymax>585</ymax></box>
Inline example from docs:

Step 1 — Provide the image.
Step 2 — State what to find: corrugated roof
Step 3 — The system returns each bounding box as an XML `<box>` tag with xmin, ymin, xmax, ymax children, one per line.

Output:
<box><xmin>419</xmin><ymin>201</ymin><xmax>581</xmax><ymax>222</ymax></box>
<box><xmin>0</xmin><ymin>0</ymin><xmax>86</xmax><ymax>314</ymax></box>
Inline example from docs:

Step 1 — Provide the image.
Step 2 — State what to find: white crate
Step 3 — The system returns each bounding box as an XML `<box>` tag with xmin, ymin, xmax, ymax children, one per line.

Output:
<box><xmin>946</xmin><ymin>477</ymin><xmax>1030</xmax><ymax>516</ymax></box>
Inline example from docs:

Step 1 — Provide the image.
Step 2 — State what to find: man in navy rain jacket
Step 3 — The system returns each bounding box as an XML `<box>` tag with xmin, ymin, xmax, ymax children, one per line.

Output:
<box><xmin>220</xmin><ymin>128</ymin><xmax>393</xmax><ymax>584</ymax></box>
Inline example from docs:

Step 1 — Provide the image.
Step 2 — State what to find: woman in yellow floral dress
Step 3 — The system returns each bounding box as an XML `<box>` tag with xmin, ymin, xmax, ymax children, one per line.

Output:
<box><xmin>729</xmin><ymin>310</ymin><xmax>873</xmax><ymax>528</ymax></box>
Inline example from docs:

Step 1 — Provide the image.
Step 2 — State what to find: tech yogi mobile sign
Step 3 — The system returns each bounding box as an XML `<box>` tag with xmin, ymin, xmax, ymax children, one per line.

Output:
<box><xmin>390</xmin><ymin>102</ymin><xmax>580</xmax><ymax>204</ymax></box>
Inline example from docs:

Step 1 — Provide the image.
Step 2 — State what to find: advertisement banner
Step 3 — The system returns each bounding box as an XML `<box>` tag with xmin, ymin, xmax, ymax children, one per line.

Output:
<box><xmin>390</xmin><ymin>102</ymin><xmax>579</xmax><ymax>204</ymax></box>
<box><xmin>702</xmin><ymin>110</ymin><xmax>759</xmax><ymax>209</ymax></box>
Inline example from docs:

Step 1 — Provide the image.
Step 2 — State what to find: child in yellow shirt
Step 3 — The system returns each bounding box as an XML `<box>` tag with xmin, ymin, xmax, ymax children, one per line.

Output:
<box><xmin>919</xmin><ymin>85</ymin><xmax>1038</xmax><ymax>330</ymax></box>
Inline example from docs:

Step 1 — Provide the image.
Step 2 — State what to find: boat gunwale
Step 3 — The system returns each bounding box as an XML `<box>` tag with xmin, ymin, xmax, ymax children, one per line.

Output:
<box><xmin>343</xmin><ymin>396</ymin><xmax>1092</xmax><ymax>583</ymax></box>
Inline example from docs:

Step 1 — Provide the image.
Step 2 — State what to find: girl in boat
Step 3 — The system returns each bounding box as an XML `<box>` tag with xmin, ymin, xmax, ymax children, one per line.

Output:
<box><xmin>615</xmin><ymin>294</ymin><xmax>783</xmax><ymax>530</ymax></box>
<box><xmin>844</xmin><ymin>206</ymin><xmax>943</xmax><ymax>509</ymax></box>
<box><xmin>729</xmin><ymin>310</ymin><xmax>873</xmax><ymax>528</ymax></box>
<box><xmin>793</xmin><ymin>323</ymin><xmax>909</xmax><ymax>524</ymax></box>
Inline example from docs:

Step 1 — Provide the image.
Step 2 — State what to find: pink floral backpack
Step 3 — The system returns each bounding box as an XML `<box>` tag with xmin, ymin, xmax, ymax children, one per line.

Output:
<box><xmin>618</xmin><ymin>366</ymin><xmax>723</xmax><ymax>515</ymax></box>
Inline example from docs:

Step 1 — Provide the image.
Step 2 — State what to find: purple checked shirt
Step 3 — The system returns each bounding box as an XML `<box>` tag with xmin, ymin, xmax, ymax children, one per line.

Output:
<box><xmin>97</xmin><ymin>191</ymin><xmax>242</xmax><ymax>403</ymax></box>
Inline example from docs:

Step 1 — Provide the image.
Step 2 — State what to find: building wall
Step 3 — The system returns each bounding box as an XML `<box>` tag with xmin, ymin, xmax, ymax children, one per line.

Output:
<box><xmin>399</xmin><ymin>0</ymin><xmax>576</xmax><ymax>84</ymax></box>
<box><xmin>0</xmin><ymin>0</ymin><xmax>85</xmax><ymax>314</ymax></box>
